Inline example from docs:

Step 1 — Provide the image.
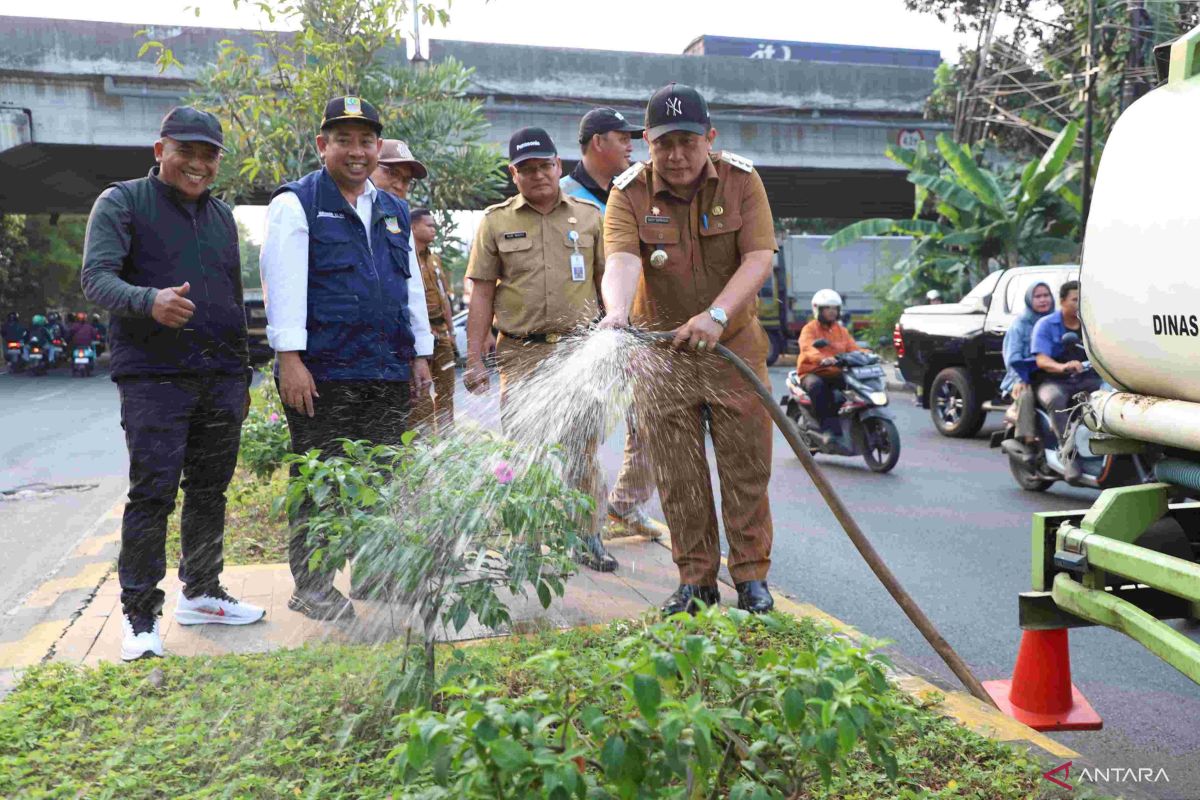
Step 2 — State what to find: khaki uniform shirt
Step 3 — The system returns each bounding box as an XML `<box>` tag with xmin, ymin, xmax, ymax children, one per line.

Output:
<box><xmin>604</xmin><ymin>152</ymin><xmax>777</xmax><ymax>340</ymax></box>
<box><xmin>418</xmin><ymin>247</ymin><xmax>454</xmax><ymax>334</ymax></box>
<box><xmin>466</xmin><ymin>192</ymin><xmax>605</xmax><ymax>336</ymax></box>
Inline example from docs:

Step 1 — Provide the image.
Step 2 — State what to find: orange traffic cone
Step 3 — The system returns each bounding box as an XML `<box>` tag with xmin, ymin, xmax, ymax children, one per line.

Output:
<box><xmin>983</xmin><ymin>629</ymin><xmax>1102</xmax><ymax>731</ymax></box>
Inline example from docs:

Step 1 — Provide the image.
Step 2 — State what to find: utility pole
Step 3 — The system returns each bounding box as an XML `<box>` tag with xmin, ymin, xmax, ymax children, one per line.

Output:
<box><xmin>1082</xmin><ymin>0</ymin><xmax>1096</xmax><ymax>227</ymax></box>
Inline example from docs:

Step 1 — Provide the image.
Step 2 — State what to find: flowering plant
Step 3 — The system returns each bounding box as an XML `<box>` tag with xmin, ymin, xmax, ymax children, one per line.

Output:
<box><xmin>239</xmin><ymin>368</ymin><xmax>291</xmax><ymax>481</ymax></box>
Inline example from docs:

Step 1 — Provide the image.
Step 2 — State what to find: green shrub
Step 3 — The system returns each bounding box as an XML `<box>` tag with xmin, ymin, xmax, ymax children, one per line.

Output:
<box><xmin>238</xmin><ymin>368</ymin><xmax>291</xmax><ymax>482</ymax></box>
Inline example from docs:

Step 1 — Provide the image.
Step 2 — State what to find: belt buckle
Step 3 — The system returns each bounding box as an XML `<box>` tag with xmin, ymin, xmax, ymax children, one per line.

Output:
<box><xmin>545</xmin><ymin>333</ymin><xmax>561</xmax><ymax>344</ymax></box>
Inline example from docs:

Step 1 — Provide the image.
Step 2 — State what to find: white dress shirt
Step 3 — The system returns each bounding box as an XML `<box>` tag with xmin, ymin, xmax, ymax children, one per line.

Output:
<box><xmin>260</xmin><ymin>179</ymin><xmax>434</xmax><ymax>358</ymax></box>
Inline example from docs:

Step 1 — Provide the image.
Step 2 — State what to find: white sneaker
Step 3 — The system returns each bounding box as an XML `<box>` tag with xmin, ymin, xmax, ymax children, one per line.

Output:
<box><xmin>175</xmin><ymin>587</ymin><xmax>265</xmax><ymax>626</ymax></box>
<box><xmin>121</xmin><ymin>613</ymin><xmax>163</xmax><ymax>661</ymax></box>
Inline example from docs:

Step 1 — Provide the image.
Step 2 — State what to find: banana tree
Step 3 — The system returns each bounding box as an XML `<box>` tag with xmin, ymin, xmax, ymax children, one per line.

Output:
<box><xmin>825</xmin><ymin>122</ymin><xmax>1081</xmax><ymax>301</ymax></box>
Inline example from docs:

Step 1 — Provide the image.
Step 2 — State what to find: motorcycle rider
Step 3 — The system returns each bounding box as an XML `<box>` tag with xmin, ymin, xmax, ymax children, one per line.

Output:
<box><xmin>926</xmin><ymin>289</ymin><xmax>944</xmax><ymax>305</ymax></box>
<box><xmin>1031</xmin><ymin>280</ymin><xmax>1101</xmax><ymax>484</ymax></box>
<box><xmin>69</xmin><ymin>314</ymin><xmax>98</xmax><ymax>349</ymax></box>
<box><xmin>2</xmin><ymin>311</ymin><xmax>25</xmax><ymax>343</ymax></box>
<box><xmin>796</xmin><ymin>289</ymin><xmax>860</xmax><ymax>443</ymax></box>
<box><xmin>23</xmin><ymin>314</ymin><xmax>53</xmax><ymax>363</ymax></box>
<box><xmin>1002</xmin><ymin>281</ymin><xmax>1055</xmax><ymax>450</ymax></box>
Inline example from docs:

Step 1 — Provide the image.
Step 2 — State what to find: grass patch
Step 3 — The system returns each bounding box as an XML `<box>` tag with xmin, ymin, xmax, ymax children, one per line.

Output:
<box><xmin>0</xmin><ymin>613</ymin><xmax>1117</xmax><ymax>799</ymax></box>
<box><xmin>165</xmin><ymin>468</ymin><xmax>289</xmax><ymax>567</ymax></box>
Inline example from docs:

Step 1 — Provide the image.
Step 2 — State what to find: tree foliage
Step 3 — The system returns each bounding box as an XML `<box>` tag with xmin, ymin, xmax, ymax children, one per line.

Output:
<box><xmin>0</xmin><ymin>214</ymin><xmax>91</xmax><ymax>316</ymax></box>
<box><xmin>145</xmin><ymin>0</ymin><xmax>506</xmax><ymax>264</ymax></box>
<box><xmin>827</xmin><ymin>124</ymin><xmax>1080</xmax><ymax>302</ymax></box>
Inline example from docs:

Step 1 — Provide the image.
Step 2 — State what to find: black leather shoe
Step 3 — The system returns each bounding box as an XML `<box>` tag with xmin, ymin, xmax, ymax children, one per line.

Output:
<box><xmin>662</xmin><ymin>584</ymin><xmax>720</xmax><ymax>616</ymax></box>
<box><xmin>288</xmin><ymin>586</ymin><xmax>357</xmax><ymax>622</ymax></box>
<box><xmin>575</xmin><ymin>534</ymin><xmax>618</xmax><ymax>573</ymax></box>
<box><xmin>735</xmin><ymin>580</ymin><xmax>774</xmax><ymax>614</ymax></box>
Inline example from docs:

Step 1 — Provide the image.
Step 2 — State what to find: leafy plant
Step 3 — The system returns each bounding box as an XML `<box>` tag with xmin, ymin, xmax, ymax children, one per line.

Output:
<box><xmin>282</xmin><ymin>429</ymin><xmax>592</xmax><ymax>693</ymax></box>
<box><xmin>826</xmin><ymin>123</ymin><xmax>1081</xmax><ymax>302</ymax></box>
<box><xmin>238</xmin><ymin>367</ymin><xmax>291</xmax><ymax>481</ymax></box>
<box><xmin>390</xmin><ymin>606</ymin><xmax>906</xmax><ymax>798</ymax></box>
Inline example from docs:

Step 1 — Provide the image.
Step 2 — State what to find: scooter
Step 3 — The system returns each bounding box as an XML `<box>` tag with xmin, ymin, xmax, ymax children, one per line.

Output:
<box><xmin>990</xmin><ymin>335</ymin><xmax>1155</xmax><ymax>491</ymax></box>
<box><xmin>780</xmin><ymin>344</ymin><xmax>901</xmax><ymax>473</ymax></box>
<box><xmin>4</xmin><ymin>339</ymin><xmax>23</xmax><ymax>373</ymax></box>
<box><xmin>49</xmin><ymin>336</ymin><xmax>66</xmax><ymax>369</ymax></box>
<box><xmin>23</xmin><ymin>336</ymin><xmax>48</xmax><ymax>376</ymax></box>
<box><xmin>70</xmin><ymin>344</ymin><xmax>96</xmax><ymax>377</ymax></box>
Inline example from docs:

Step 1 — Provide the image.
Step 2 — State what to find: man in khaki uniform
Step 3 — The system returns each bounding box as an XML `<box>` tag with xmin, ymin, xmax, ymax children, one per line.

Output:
<box><xmin>600</xmin><ymin>83</ymin><xmax>778</xmax><ymax>615</ymax></box>
<box><xmin>464</xmin><ymin>127</ymin><xmax>618</xmax><ymax>573</ymax></box>
<box><xmin>409</xmin><ymin>207</ymin><xmax>457</xmax><ymax>432</ymax></box>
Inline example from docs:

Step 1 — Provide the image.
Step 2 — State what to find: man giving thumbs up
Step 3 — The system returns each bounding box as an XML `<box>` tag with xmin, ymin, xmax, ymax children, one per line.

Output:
<box><xmin>82</xmin><ymin>106</ymin><xmax>263</xmax><ymax>663</ymax></box>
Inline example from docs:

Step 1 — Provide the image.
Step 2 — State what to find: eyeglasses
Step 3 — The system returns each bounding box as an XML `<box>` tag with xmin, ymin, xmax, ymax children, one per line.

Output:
<box><xmin>379</xmin><ymin>165</ymin><xmax>414</xmax><ymax>181</ymax></box>
<box><xmin>514</xmin><ymin>161</ymin><xmax>557</xmax><ymax>177</ymax></box>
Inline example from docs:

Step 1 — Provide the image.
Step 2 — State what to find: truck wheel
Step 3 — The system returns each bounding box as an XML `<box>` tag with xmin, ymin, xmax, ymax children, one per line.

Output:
<box><xmin>767</xmin><ymin>331</ymin><xmax>785</xmax><ymax>366</ymax></box>
<box><xmin>930</xmin><ymin>367</ymin><xmax>984</xmax><ymax>438</ymax></box>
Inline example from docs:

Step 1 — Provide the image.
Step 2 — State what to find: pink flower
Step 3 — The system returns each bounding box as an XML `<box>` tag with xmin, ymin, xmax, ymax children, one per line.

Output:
<box><xmin>269</xmin><ymin>413</ymin><xmax>280</xmax><ymax>423</ymax></box>
<box><xmin>492</xmin><ymin>460</ymin><xmax>515</xmax><ymax>485</ymax></box>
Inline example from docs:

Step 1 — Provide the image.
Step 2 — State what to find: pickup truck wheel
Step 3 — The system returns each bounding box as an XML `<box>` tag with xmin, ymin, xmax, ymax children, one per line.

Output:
<box><xmin>930</xmin><ymin>367</ymin><xmax>984</xmax><ymax>438</ymax></box>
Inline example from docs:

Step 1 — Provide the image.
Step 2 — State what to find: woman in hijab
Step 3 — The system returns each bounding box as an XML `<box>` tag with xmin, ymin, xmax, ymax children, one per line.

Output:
<box><xmin>1002</xmin><ymin>281</ymin><xmax>1055</xmax><ymax>443</ymax></box>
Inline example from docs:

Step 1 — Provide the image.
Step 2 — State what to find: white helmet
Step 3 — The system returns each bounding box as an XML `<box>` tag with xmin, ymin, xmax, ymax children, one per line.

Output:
<box><xmin>811</xmin><ymin>288</ymin><xmax>843</xmax><ymax>320</ymax></box>
<box><xmin>925</xmin><ymin>289</ymin><xmax>942</xmax><ymax>302</ymax></box>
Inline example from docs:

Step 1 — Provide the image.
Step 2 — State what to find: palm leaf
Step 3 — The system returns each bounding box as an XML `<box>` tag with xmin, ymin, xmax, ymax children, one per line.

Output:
<box><xmin>908</xmin><ymin>173</ymin><xmax>984</xmax><ymax>214</ymax></box>
<box><xmin>1019</xmin><ymin>121</ymin><xmax>1080</xmax><ymax>215</ymax></box>
<box><xmin>823</xmin><ymin>218</ymin><xmax>944</xmax><ymax>251</ymax></box>
<box><xmin>935</xmin><ymin>134</ymin><xmax>1004</xmax><ymax>210</ymax></box>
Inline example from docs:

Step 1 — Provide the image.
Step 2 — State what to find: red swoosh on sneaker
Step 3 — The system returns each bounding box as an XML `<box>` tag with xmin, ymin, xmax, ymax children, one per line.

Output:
<box><xmin>199</xmin><ymin>606</ymin><xmax>226</xmax><ymax>617</ymax></box>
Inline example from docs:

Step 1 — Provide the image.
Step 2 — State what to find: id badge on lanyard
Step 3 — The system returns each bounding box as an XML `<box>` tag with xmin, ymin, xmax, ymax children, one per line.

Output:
<box><xmin>568</xmin><ymin>230</ymin><xmax>586</xmax><ymax>282</ymax></box>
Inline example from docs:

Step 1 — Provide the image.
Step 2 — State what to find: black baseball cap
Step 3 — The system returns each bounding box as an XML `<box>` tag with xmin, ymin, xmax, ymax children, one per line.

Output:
<box><xmin>159</xmin><ymin>106</ymin><xmax>225</xmax><ymax>150</ymax></box>
<box><xmin>508</xmin><ymin>127</ymin><xmax>557</xmax><ymax>165</ymax></box>
<box><xmin>321</xmin><ymin>96</ymin><xmax>383</xmax><ymax>135</ymax></box>
<box><xmin>644</xmin><ymin>83</ymin><xmax>711</xmax><ymax>142</ymax></box>
<box><xmin>579</xmin><ymin>107</ymin><xmax>643</xmax><ymax>144</ymax></box>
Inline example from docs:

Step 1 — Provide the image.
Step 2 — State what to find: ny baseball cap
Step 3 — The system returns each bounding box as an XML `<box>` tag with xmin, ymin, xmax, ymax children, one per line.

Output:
<box><xmin>159</xmin><ymin>106</ymin><xmax>225</xmax><ymax>151</ymax></box>
<box><xmin>378</xmin><ymin>139</ymin><xmax>428</xmax><ymax>179</ymax></box>
<box><xmin>644</xmin><ymin>83</ymin><xmax>711</xmax><ymax>142</ymax></box>
<box><xmin>321</xmin><ymin>96</ymin><xmax>383</xmax><ymax>135</ymax></box>
<box><xmin>579</xmin><ymin>107</ymin><xmax>644</xmax><ymax>144</ymax></box>
<box><xmin>508</xmin><ymin>127</ymin><xmax>557</xmax><ymax>165</ymax></box>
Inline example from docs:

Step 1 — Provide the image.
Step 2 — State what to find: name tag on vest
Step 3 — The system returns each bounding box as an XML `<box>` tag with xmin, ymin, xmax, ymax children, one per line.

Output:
<box><xmin>317</xmin><ymin>211</ymin><xmax>346</xmax><ymax>219</ymax></box>
<box><xmin>644</xmin><ymin>215</ymin><xmax>671</xmax><ymax>225</ymax></box>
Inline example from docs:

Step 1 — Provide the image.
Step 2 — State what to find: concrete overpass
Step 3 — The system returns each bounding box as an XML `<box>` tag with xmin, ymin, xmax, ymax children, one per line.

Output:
<box><xmin>0</xmin><ymin>15</ymin><xmax>947</xmax><ymax>217</ymax></box>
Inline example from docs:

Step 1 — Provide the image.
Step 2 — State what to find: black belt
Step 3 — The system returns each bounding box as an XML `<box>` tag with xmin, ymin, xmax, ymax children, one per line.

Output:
<box><xmin>501</xmin><ymin>331</ymin><xmax>565</xmax><ymax>344</ymax></box>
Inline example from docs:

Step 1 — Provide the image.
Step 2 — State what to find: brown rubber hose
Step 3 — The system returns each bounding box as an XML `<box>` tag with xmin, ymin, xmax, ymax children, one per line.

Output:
<box><xmin>638</xmin><ymin>331</ymin><xmax>997</xmax><ymax>707</ymax></box>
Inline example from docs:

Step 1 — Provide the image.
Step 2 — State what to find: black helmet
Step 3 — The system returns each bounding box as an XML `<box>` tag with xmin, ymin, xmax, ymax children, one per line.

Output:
<box><xmin>47</xmin><ymin>311</ymin><xmax>60</xmax><ymax>323</ymax></box>
<box><xmin>91</xmin><ymin>313</ymin><xmax>101</xmax><ymax>324</ymax></box>
<box><xmin>5</xmin><ymin>311</ymin><xmax>17</xmax><ymax>323</ymax></box>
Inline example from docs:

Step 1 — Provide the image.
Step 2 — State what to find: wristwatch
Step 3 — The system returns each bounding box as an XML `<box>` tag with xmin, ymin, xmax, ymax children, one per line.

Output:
<box><xmin>708</xmin><ymin>307</ymin><xmax>728</xmax><ymax>328</ymax></box>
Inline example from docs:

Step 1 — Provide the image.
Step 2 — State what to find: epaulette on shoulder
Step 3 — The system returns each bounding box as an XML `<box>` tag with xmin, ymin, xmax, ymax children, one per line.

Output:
<box><xmin>483</xmin><ymin>195</ymin><xmax>517</xmax><ymax>214</ymax></box>
<box><xmin>612</xmin><ymin>161</ymin><xmax>646</xmax><ymax>191</ymax></box>
<box><xmin>720</xmin><ymin>151</ymin><xmax>754</xmax><ymax>173</ymax></box>
<box><xmin>566</xmin><ymin>194</ymin><xmax>603</xmax><ymax>212</ymax></box>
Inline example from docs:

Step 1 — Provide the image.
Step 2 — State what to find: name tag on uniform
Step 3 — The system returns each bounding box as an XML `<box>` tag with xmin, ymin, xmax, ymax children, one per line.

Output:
<box><xmin>570</xmin><ymin>253</ymin><xmax>586</xmax><ymax>282</ymax></box>
<box><xmin>644</xmin><ymin>215</ymin><xmax>671</xmax><ymax>225</ymax></box>
<box><xmin>503</xmin><ymin>231</ymin><xmax>527</xmax><ymax>240</ymax></box>
<box><xmin>317</xmin><ymin>211</ymin><xmax>346</xmax><ymax>219</ymax></box>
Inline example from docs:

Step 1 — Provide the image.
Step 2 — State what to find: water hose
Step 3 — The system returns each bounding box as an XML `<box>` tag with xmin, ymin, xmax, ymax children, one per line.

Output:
<box><xmin>637</xmin><ymin>331</ymin><xmax>997</xmax><ymax>707</ymax></box>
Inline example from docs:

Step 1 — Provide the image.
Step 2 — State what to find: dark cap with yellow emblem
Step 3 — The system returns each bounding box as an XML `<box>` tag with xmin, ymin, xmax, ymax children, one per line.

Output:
<box><xmin>321</xmin><ymin>96</ymin><xmax>383</xmax><ymax>135</ymax></box>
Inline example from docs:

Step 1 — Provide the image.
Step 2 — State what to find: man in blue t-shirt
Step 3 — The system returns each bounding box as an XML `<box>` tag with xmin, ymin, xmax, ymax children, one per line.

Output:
<box><xmin>1030</xmin><ymin>280</ymin><xmax>1102</xmax><ymax>483</ymax></box>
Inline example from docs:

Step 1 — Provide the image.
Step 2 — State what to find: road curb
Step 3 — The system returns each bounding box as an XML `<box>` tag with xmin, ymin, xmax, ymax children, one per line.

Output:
<box><xmin>0</xmin><ymin>498</ymin><xmax>122</xmax><ymax>696</ymax></box>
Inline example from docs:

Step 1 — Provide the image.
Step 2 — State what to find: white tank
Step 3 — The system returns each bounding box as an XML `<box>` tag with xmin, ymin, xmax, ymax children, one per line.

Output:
<box><xmin>1081</xmin><ymin>30</ymin><xmax>1200</xmax><ymax>402</ymax></box>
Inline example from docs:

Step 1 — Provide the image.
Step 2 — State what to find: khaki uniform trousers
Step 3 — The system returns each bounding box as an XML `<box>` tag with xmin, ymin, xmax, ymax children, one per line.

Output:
<box><xmin>410</xmin><ymin>332</ymin><xmax>456</xmax><ymax>434</ymax></box>
<box><xmin>496</xmin><ymin>334</ymin><xmax>606</xmax><ymax>536</ymax></box>
<box><xmin>635</xmin><ymin>323</ymin><xmax>774</xmax><ymax>586</ymax></box>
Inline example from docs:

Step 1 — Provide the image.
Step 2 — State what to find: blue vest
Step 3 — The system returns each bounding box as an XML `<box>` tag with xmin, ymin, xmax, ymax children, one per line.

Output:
<box><xmin>273</xmin><ymin>169</ymin><xmax>414</xmax><ymax>382</ymax></box>
<box><xmin>560</xmin><ymin>174</ymin><xmax>605</xmax><ymax>213</ymax></box>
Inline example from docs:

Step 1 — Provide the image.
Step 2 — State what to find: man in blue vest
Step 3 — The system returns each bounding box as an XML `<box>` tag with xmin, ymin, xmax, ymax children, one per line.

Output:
<box><xmin>260</xmin><ymin>96</ymin><xmax>434</xmax><ymax>622</ymax></box>
<box><xmin>560</xmin><ymin>108</ymin><xmax>667</xmax><ymax>542</ymax></box>
<box><xmin>82</xmin><ymin>106</ymin><xmax>265</xmax><ymax>662</ymax></box>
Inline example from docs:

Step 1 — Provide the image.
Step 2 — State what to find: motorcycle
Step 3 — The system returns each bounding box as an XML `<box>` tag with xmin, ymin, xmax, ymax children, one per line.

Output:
<box><xmin>49</xmin><ymin>336</ymin><xmax>66</xmax><ymax>368</ymax></box>
<box><xmin>990</xmin><ymin>334</ymin><xmax>1155</xmax><ymax>491</ymax></box>
<box><xmin>23</xmin><ymin>337</ymin><xmax>48</xmax><ymax>376</ymax></box>
<box><xmin>4</xmin><ymin>339</ymin><xmax>23</xmax><ymax>373</ymax></box>
<box><xmin>70</xmin><ymin>344</ymin><xmax>96</xmax><ymax>377</ymax></box>
<box><xmin>780</xmin><ymin>343</ymin><xmax>902</xmax><ymax>473</ymax></box>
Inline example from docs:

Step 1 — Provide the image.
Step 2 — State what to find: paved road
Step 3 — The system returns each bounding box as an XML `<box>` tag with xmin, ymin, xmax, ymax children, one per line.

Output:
<box><xmin>2</xmin><ymin>360</ymin><xmax>1197</xmax><ymax>797</ymax></box>
<box><xmin>0</xmin><ymin>363</ymin><xmax>127</xmax><ymax>619</ymax></box>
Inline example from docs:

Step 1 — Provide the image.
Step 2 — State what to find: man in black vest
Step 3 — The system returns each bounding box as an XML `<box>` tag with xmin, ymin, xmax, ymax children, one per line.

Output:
<box><xmin>82</xmin><ymin>106</ymin><xmax>265</xmax><ymax>662</ymax></box>
<box><xmin>260</xmin><ymin>96</ymin><xmax>434</xmax><ymax>621</ymax></box>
